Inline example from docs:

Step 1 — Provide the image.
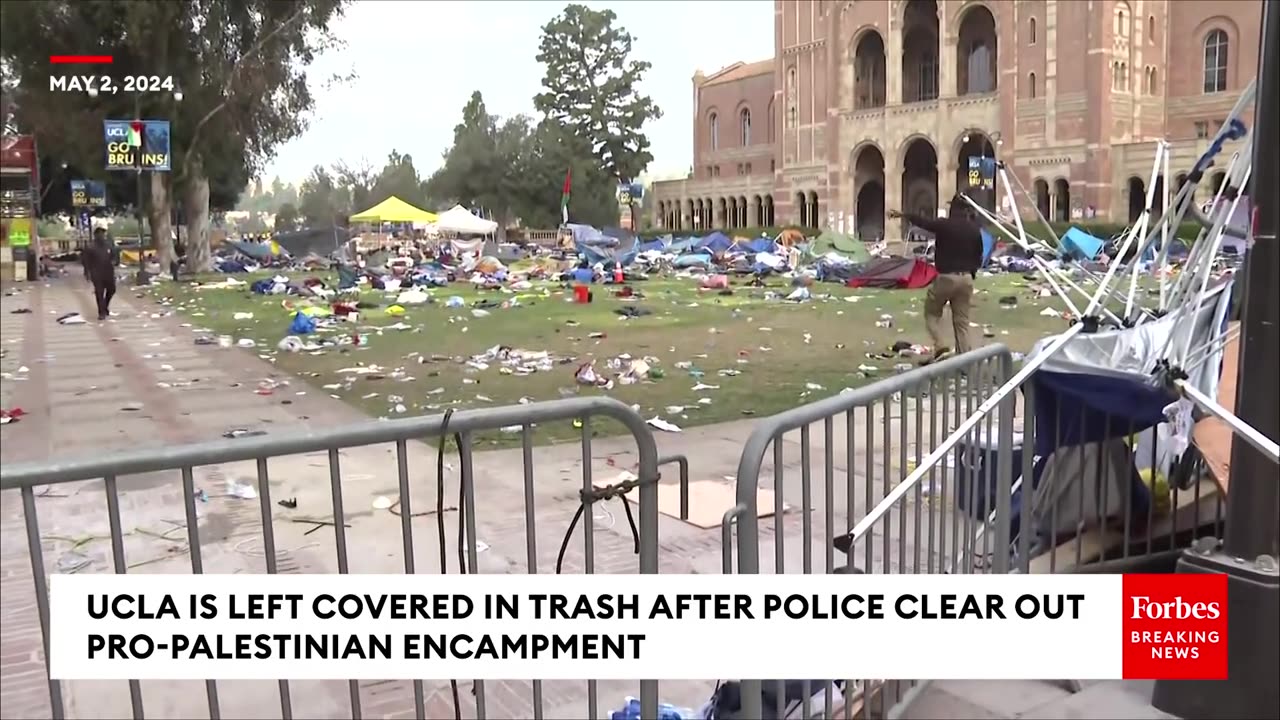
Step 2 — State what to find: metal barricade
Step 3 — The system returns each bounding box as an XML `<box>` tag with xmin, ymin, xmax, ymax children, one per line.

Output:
<box><xmin>0</xmin><ymin>397</ymin><xmax>680</xmax><ymax>720</ymax></box>
<box><xmin>725</xmin><ymin>340</ymin><xmax>1234</xmax><ymax>719</ymax></box>
<box><xmin>726</xmin><ymin>344</ymin><xmax>1012</xmax><ymax>720</ymax></box>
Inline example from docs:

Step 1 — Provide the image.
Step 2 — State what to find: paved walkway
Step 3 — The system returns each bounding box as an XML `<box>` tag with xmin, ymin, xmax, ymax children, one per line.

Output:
<box><xmin>1</xmin><ymin>276</ymin><xmax>1165</xmax><ymax>719</ymax></box>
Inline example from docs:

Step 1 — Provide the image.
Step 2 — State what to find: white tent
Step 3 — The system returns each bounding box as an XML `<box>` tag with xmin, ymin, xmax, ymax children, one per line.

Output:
<box><xmin>433</xmin><ymin>205</ymin><xmax>498</xmax><ymax>235</ymax></box>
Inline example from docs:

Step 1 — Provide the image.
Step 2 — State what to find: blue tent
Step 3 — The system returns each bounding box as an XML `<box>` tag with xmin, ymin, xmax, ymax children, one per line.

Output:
<box><xmin>980</xmin><ymin>229</ymin><xmax>996</xmax><ymax>267</ymax></box>
<box><xmin>668</xmin><ymin>237</ymin><xmax>700</xmax><ymax>253</ymax></box>
<box><xmin>1059</xmin><ymin>227</ymin><xmax>1106</xmax><ymax>261</ymax></box>
<box><xmin>745</xmin><ymin>236</ymin><xmax>777</xmax><ymax>254</ymax></box>
<box><xmin>696</xmin><ymin>231</ymin><xmax>732</xmax><ymax>253</ymax></box>
<box><xmin>638</xmin><ymin>236</ymin><xmax>670</xmax><ymax>253</ymax></box>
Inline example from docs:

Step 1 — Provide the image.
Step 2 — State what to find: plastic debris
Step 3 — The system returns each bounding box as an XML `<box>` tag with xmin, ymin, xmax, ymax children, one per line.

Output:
<box><xmin>646</xmin><ymin>417</ymin><xmax>682</xmax><ymax>432</ymax></box>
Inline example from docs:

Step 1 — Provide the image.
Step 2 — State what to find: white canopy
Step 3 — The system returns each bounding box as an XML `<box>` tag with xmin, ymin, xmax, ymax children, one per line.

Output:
<box><xmin>433</xmin><ymin>205</ymin><xmax>498</xmax><ymax>235</ymax></box>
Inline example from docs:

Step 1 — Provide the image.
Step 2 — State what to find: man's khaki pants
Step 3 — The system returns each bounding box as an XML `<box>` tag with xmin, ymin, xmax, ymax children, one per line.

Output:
<box><xmin>925</xmin><ymin>272</ymin><xmax>975</xmax><ymax>353</ymax></box>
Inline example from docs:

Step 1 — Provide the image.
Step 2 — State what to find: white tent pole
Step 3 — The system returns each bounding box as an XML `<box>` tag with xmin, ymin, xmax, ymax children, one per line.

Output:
<box><xmin>1157</xmin><ymin>145</ymin><xmax>1173</xmax><ymax>312</ymax></box>
<box><xmin>1002</xmin><ymin>166</ymin><xmax>1064</xmax><ymax>247</ymax></box>
<box><xmin>1174</xmin><ymin>379</ymin><xmax>1280</xmax><ymax>462</ymax></box>
<box><xmin>846</xmin><ymin>323</ymin><xmax>1087</xmax><ymax>545</ymax></box>
<box><xmin>1124</xmin><ymin>142</ymin><xmax>1167</xmax><ymax>321</ymax></box>
<box><xmin>1178</xmin><ymin>164</ymin><xmax>1252</xmax><ymax>366</ymax></box>
<box><xmin>1102</xmin><ymin>142</ymin><xmax>1165</xmax><ymax>320</ymax></box>
<box><xmin>1182</xmin><ymin>325</ymin><xmax>1242</xmax><ymax>377</ymax></box>
<box><xmin>1164</xmin><ymin>147</ymin><xmax>1246</xmax><ymax>311</ymax></box>
<box><xmin>963</xmin><ymin>191</ymin><xmax>1085</xmax><ymax>318</ymax></box>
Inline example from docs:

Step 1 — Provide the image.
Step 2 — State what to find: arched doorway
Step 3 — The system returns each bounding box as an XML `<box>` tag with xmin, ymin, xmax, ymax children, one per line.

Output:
<box><xmin>1210</xmin><ymin>171</ymin><xmax>1226</xmax><ymax>196</ymax></box>
<box><xmin>726</xmin><ymin>197</ymin><xmax>737</xmax><ymax>229</ymax></box>
<box><xmin>1034</xmin><ymin>179</ymin><xmax>1051</xmax><ymax>219</ymax></box>
<box><xmin>764</xmin><ymin>195</ymin><xmax>775</xmax><ymax>226</ymax></box>
<box><xmin>901</xmin><ymin>138</ymin><xmax>939</xmax><ymax>221</ymax></box>
<box><xmin>1053</xmin><ymin>179</ymin><xmax>1071</xmax><ymax>222</ymax></box>
<box><xmin>717</xmin><ymin>198</ymin><xmax>728</xmax><ymax>228</ymax></box>
<box><xmin>1152</xmin><ymin>175</ymin><xmax>1165</xmax><ymax>217</ymax></box>
<box><xmin>1127</xmin><ymin>177</ymin><xmax>1145</xmax><ymax>223</ymax></box>
<box><xmin>738</xmin><ymin>195</ymin><xmax>749</xmax><ymax>227</ymax></box>
<box><xmin>957</xmin><ymin>4</ymin><xmax>998</xmax><ymax>95</ymax></box>
<box><xmin>955</xmin><ymin>132</ymin><xmax>997</xmax><ymax>211</ymax></box>
<box><xmin>902</xmin><ymin>1</ymin><xmax>940</xmax><ymax>103</ymax></box>
<box><xmin>752</xmin><ymin>195</ymin><xmax>763</xmax><ymax>226</ymax></box>
<box><xmin>795</xmin><ymin>192</ymin><xmax>808</xmax><ymax>227</ymax></box>
<box><xmin>807</xmin><ymin>191</ymin><xmax>820</xmax><ymax>229</ymax></box>
<box><xmin>1175</xmin><ymin>173</ymin><xmax>1191</xmax><ymax>204</ymax></box>
<box><xmin>853</xmin><ymin>30</ymin><xmax>887</xmax><ymax>109</ymax></box>
<box><xmin>852</xmin><ymin>145</ymin><xmax>886</xmax><ymax>241</ymax></box>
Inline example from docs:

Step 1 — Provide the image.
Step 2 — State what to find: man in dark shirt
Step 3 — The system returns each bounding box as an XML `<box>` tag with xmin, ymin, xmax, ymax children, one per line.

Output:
<box><xmin>82</xmin><ymin>228</ymin><xmax>119</xmax><ymax>321</ymax></box>
<box><xmin>889</xmin><ymin>195</ymin><xmax>984</xmax><ymax>360</ymax></box>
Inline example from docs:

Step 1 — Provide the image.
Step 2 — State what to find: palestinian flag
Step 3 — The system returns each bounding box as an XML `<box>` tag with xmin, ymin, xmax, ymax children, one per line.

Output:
<box><xmin>561</xmin><ymin>168</ymin><xmax>571</xmax><ymax>224</ymax></box>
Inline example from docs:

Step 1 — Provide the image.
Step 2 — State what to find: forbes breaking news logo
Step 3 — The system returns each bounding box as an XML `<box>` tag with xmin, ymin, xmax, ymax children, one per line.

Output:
<box><xmin>1122</xmin><ymin>574</ymin><xmax>1228</xmax><ymax>680</ymax></box>
<box><xmin>103</xmin><ymin>119</ymin><xmax>171</xmax><ymax>172</ymax></box>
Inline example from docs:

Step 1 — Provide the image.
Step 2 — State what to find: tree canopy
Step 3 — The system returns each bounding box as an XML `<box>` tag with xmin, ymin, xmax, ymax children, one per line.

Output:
<box><xmin>533</xmin><ymin>4</ymin><xmax>662</xmax><ymax>185</ymax></box>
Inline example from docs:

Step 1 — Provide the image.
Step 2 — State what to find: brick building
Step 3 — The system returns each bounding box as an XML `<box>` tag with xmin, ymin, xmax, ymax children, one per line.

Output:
<box><xmin>649</xmin><ymin>0</ymin><xmax>1261</xmax><ymax>239</ymax></box>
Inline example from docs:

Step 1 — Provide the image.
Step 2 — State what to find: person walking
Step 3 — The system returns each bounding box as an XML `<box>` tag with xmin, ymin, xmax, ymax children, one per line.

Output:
<box><xmin>83</xmin><ymin>228</ymin><xmax>119</xmax><ymax>321</ymax></box>
<box><xmin>889</xmin><ymin>195</ymin><xmax>984</xmax><ymax>362</ymax></box>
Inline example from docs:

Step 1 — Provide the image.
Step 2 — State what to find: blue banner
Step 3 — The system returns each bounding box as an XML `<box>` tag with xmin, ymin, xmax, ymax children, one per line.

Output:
<box><xmin>104</xmin><ymin>119</ymin><xmax>172</xmax><ymax>172</ymax></box>
<box><xmin>70</xmin><ymin>179</ymin><xmax>107</xmax><ymax>207</ymax></box>
<box><xmin>967</xmin><ymin>156</ymin><xmax>996</xmax><ymax>191</ymax></box>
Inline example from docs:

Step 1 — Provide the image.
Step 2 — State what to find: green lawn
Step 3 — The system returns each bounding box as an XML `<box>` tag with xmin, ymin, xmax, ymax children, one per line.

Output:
<box><xmin>146</xmin><ymin>269</ymin><xmax>1080</xmax><ymax>446</ymax></box>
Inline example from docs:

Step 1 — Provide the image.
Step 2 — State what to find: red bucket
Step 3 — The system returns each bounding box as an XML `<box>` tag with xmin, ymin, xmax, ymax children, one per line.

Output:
<box><xmin>574</xmin><ymin>285</ymin><xmax>591</xmax><ymax>303</ymax></box>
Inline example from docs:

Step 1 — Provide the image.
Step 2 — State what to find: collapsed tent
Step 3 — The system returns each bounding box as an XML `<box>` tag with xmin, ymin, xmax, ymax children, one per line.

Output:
<box><xmin>229</xmin><ymin>240</ymin><xmax>287</xmax><ymax>261</ymax></box>
<box><xmin>980</xmin><ymin>229</ymin><xmax>996</xmax><ymax>267</ymax></box>
<box><xmin>1013</xmin><ymin>280</ymin><xmax>1234</xmax><ymax>559</ymax></box>
<box><xmin>273</xmin><ymin>227</ymin><xmax>350</xmax><ymax>258</ymax></box>
<box><xmin>809</xmin><ymin>230</ymin><xmax>871</xmax><ymax>263</ymax></box>
<box><xmin>697</xmin><ymin>231</ymin><xmax>733</xmax><ymax>254</ymax></box>
<box><xmin>1059</xmin><ymin>226</ymin><xmax>1106</xmax><ymax>261</ymax></box>
<box><xmin>434</xmin><ymin>205</ymin><xmax>498</xmax><ymax>235</ymax></box>
<box><xmin>845</xmin><ymin>257</ymin><xmax>937</xmax><ymax>289</ymax></box>
<box><xmin>579</xmin><ymin>235</ymin><xmax>639</xmax><ymax>267</ymax></box>
<box><xmin>349</xmin><ymin>196</ymin><xmax>439</xmax><ymax>225</ymax></box>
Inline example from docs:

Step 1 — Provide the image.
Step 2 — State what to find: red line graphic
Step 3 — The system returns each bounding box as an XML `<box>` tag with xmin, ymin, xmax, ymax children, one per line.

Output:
<box><xmin>49</xmin><ymin>55</ymin><xmax>114</xmax><ymax>64</ymax></box>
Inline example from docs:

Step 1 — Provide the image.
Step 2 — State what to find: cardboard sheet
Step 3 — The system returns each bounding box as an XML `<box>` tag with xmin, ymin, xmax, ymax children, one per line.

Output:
<box><xmin>1192</xmin><ymin>322</ymin><xmax>1239</xmax><ymax>496</ymax></box>
<box><xmin>657</xmin><ymin>480</ymin><xmax>787</xmax><ymax>529</ymax></box>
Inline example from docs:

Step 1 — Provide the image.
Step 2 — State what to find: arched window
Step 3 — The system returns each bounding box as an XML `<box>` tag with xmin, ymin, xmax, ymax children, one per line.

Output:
<box><xmin>1028</xmin><ymin>72</ymin><xmax>1037</xmax><ymax>99</ymax></box>
<box><xmin>1147</xmin><ymin>15</ymin><xmax>1155</xmax><ymax>42</ymax></box>
<box><xmin>739</xmin><ymin>108</ymin><xmax>752</xmax><ymax>145</ymax></box>
<box><xmin>1115</xmin><ymin>8</ymin><xmax>1129</xmax><ymax>37</ymax></box>
<box><xmin>709</xmin><ymin>112</ymin><xmax>719</xmax><ymax>150</ymax></box>
<box><xmin>1029</xmin><ymin>17</ymin><xmax>1037</xmax><ymax>44</ymax></box>
<box><xmin>1203</xmin><ymin>29</ymin><xmax>1229</xmax><ymax>93</ymax></box>
<box><xmin>1146</xmin><ymin>67</ymin><xmax>1158</xmax><ymax>95</ymax></box>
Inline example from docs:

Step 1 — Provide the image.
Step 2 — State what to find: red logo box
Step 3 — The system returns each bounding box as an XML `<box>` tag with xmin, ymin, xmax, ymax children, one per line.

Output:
<box><xmin>1122</xmin><ymin>573</ymin><xmax>1228</xmax><ymax>680</ymax></box>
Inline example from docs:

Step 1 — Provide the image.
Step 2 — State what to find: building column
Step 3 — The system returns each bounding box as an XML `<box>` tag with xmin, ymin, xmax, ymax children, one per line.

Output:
<box><xmin>884</xmin><ymin>155</ymin><xmax>904</xmax><ymax>241</ymax></box>
<box><xmin>940</xmin><ymin>156</ymin><xmax>959</xmax><ymax>209</ymax></box>
<box><xmin>887</xmin><ymin>11</ymin><xmax>903</xmax><ymax>105</ymax></box>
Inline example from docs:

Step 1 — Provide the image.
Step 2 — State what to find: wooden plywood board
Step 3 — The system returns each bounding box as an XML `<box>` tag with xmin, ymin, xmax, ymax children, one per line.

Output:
<box><xmin>657</xmin><ymin>480</ymin><xmax>787</xmax><ymax>529</ymax></box>
<box><xmin>1193</xmin><ymin>322</ymin><xmax>1239</xmax><ymax>496</ymax></box>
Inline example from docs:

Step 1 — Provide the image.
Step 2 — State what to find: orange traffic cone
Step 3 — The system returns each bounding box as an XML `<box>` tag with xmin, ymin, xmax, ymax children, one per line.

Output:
<box><xmin>613</xmin><ymin>262</ymin><xmax>624</xmax><ymax>283</ymax></box>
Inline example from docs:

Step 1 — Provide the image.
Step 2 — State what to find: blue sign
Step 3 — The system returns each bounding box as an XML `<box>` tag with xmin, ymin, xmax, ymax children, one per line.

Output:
<box><xmin>70</xmin><ymin>179</ymin><xmax>107</xmax><ymax>207</ymax></box>
<box><xmin>616</xmin><ymin>182</ymin><xmax>644</xmax><ymax>204</ymax></box>
<box><xmin>103</xmin><ymin>119</ymin><xmax>171</xmax><ymax>172</ymax></box>
<box><xmin>967</xmin><ymin>156</ymin><xmax>995</xmax><ymax>191</ymax></box>
<box><xmin>78</xmin><ymin>211</ymin><xmax>92</xmax><ymax>231</ymax></box>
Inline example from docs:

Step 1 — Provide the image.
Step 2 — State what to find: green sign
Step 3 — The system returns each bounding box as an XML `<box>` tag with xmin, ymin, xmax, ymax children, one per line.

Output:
<box><xmin>7</xmin><ymin>219</ymin><xmax>31</xmax><ymax>247</ymax></box>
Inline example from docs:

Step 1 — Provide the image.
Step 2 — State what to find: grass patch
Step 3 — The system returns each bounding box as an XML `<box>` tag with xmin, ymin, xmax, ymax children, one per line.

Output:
<box><xmin>147</xmin><ymin>270</ymin><xmax>1088</xmax><ymax>447</ymax></box>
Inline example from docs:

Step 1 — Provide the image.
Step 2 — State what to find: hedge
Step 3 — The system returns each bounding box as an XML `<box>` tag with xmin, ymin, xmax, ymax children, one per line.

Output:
<box><xmin>637</xmin><ymin>220</ymin><xmax>1205</xmax><ymax>244</ymax></box>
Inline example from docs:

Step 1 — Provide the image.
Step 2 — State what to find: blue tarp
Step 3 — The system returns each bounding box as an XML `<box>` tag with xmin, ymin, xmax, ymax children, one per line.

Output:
<box><xmin>229</xmin><ymin>240</ymin><xmax>282</xmax><ymax>261</ymax></box>
<box><xmin>696</xmin><ymin>232</ymin><xmax>732</xmax><ymax>253</ymax></box>
<box><xmin>638</xmin><ymin>237</ymin><xmax>669</xmax><ymax>253</ymax></box>
<box><xmin>981</xmin><ymin>229</ymin><xmax>996</xmax><ymax>266</ymax></box>
<box><xmin>745</xmin><ymin>236</ymin><xmax>776</xmax><ymax>254</ymax></box>
<box><xmin>1059</xmin><ymin>227</ymin><xmax>1106</xmax><ymax>260</ymax></box>
<box><xmin>673</xmin><ymin>253</ymin><xmax>712</xmax><ymax>268</ymax></box>
<box><xmin>668</xmin><ymin>237</ymin><xmax>700</xmax><ymax>253</ymax></box>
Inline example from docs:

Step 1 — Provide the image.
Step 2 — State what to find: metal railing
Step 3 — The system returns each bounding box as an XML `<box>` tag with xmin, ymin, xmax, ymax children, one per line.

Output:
<box><xmin>0</xmin><ymin>397</ymin><xmax>693</xmax><ymax>720</ymax></box>
<box><xmin>725</xmin><ymin>344</ymin><xmax>1230</xmax><ymax>719</ymax></box>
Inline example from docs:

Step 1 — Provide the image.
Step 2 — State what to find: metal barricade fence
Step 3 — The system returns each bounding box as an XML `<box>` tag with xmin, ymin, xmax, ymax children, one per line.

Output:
<box><xmin>724</xmin><ymin>343</ymin><xmax>1230</xmax><ymax>720</ymax></box>
<box><xmin>0</xmin><ymin>396</ymin><xmax>691</xmax><ymax>720</ymax></box>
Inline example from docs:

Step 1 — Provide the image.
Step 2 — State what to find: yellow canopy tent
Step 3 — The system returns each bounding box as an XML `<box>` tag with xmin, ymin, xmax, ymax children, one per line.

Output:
<box><xmin>349</xmin><ymin>196</ymin><xmax>439</xmax><ymax>224</ymax></box>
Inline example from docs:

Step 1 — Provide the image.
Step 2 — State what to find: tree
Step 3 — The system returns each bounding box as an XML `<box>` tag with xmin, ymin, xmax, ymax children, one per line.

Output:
<box><xmin>534</xmin><ymin>4</ymin><xmax>662</xmax><ymax>191</ymax></box>
<box><xmin>298</xmin><ymin>165</ymin><xmax>348</xmax><ymax>227</ymax></box>
<box><xmin>369</xmin><ymin>150</ymin><xmax>427</xmax><ymax>209</ymax></box>
<box><xmin>333</xmin><ymin>158</ymin><xmax>376</xmax><ymax>215</ymax></box>
<box><xmin>275</xmin><ymin>203</ymin><xmax>300</xmax><ymax>231</ymax></box>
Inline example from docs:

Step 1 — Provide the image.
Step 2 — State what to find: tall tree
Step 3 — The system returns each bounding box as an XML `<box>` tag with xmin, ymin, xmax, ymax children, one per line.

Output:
<box><xmin>333</xmin><ymin>158</ymin><xmax>377</xmax><ymax>216</ymax></box>
<box><xmin>274</xmin><ymin>203</ymin><xmax>300</xmax><ymax>231</ymax></box>
<box><xmin>533</xmin><ymin>4</ymin><xmax>662</xmax><ymax>192</ymax></box>
<box><xmin>298</xmin><ymin>164</ymin><xmax>348</xmax><ymax>226</ymax></box>
<box><xmin>370</xmin><ymin>150</ymin><xmax>427</xmax><ymax>208</ymax></box>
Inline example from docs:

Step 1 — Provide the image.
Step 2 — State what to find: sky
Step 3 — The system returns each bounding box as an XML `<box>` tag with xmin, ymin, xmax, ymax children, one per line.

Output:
<box><xmin>262</xmin><ymin>0</ymin><xmax>774</xmax><ymax>186</ymax></box>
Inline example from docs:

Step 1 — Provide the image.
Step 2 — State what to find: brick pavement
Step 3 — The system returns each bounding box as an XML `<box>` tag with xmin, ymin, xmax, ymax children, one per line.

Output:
<box><xmin>1</xmin><ymin>274</ymin><xmax>954</xmax><ymax>719</ymax></box>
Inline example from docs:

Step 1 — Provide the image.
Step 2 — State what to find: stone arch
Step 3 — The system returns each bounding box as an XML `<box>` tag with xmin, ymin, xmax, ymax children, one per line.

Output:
<box><xmin>901</xmin><ymin>0</ymin><xmax>940</xmax><ymax>103</ymax></box>
<box><xmin>901</xmin><ymin>137</ymin><xmax>939</xmax><ymax>221</ymax></box>
<box><xmin>717</xmin><ymin>197</ymin><xmax>728</xmax><ymax>228</ymax></box>
<box><xmin>795</xmin><ymin>191</ymin><xmax>809</xmax><ymax>227</ymax></box>
<box><xmin>1175</xmin><ymin>173</ymin><xmax>1192</xmax><ymax>204</ymax></box>
<box><xmin>763</xmin><ymin>195</ymin><xmax>775</xmax><ymax>226</ymax></box>
<box><xmin>687</xmin><ymin>199</ymin><xmax>696</xmax><ymax>230</ymax></box>
<box><xmin>1127</xmin><ymin>176</ymin><xmax>1145</xmax><ymax>222</ymax></box>
<box><xmin>708</xmin><ymin>110</ymin><xmax>720</xmax><ymax>150</ymax></box>
<box><xmin>807</xmin><ymin>191</ymin><xmax>820</xmax><ymax>229</ymax></box>
<box><xmin>852</xmin><ymin>144</ymin><xmax>886</xmax><ymax>241</ymax></box>
<box><xmin>954</xmin><ymin>131</ymin><xmax>997</xmax><ymax>211</ymax></box>
<box><xmin>1033</xmin><ymin>179</ymin><xmax>1051</xmax><ymax>219</ymax></box>
<box><xmin>1152</xmin><ymin>175</ymin><xmax>1165</xmax><ymax>217</ymax></box>
<box><xmin>737</xmin><ymin>195</ymin><xmax>749</xmax><ymax>227</ymax></box>
<box><xmin>956</xmin><ymin>3</ymin><xmax>998</xmax><ymax>95</ymax></box>
<box><xmin>1053</xmin><ymin>178</ymin><xmax>1071</xmax><ymax>222</ymax></box>
<box><xmin>850</xmin><ymin>27</ymin><xmax>887</xmax><ymax>109</ymax></box>
<box><xmin>1203</xmin><ymin>27</ymin><xmax>1229</xmax><ymax>93</ymax></box>
<box><xmin>752</xmin><ymin>195</ymin><xmax>764</xmax><ymax>227</ymax></box>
